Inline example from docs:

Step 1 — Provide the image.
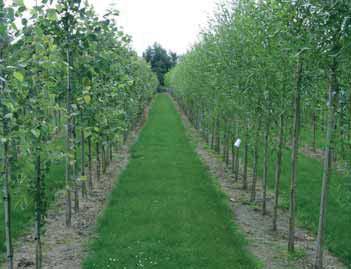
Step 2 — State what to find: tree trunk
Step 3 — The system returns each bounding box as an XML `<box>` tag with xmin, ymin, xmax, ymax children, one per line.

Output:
<box><xmin>216</xmin><ymin>117</ymin><xmax>221</xmax><ymax>154</ymax></box>
<box><xmin>88</xmin><ymin>136</ymin><xmax>93</xmax><ymax>191</ymax></box>
<box><xmin>206</xmin><ymin>116</ymin><xmax>210</xmax><ymax>145</ymax></box>
<box><xmin>109</xmin><ymin>142</ymin><xmax>113</xmax><ymax>162</ymax></box>
<box><xmin>96</xmin><ymin>142</ymin><xmax>101</xmax><ymax>182</ymax></box>
<box><xmin>312</xmin><ymin>111</ymin><xmax>317</xmax><ymax>152</ymax></box>
<box><xmin>65</xmin><ymin>45</ymin><xmax>72</xmax><ymax>227</ymax></box>
<box><xmin>273</xmin><ymin>113</ymin><xmax>284</xmax><ymax>231</ymax></box>
<box><xmin>80</xmin><ymin>120</ymin><xmax>87</xmax><ymax>198</ymax></box>
<box><xmin>235</xmin><ymin>147</ymin><xmax>240</xmax><ymax>181</ymax></box>
<box><xmin>314</xmin><ymin>57</ymin><xmax>338</xmax><ymax>269</ymax></box>
<box><xmin>34</xmin><ymin>149</ymin><xmax>42</xmax><ymax>269</ymax></box>
<box><xmin>227</xmin><ymin>130</ymin><xmax>231</xmax><ymax>166</ymax></box>
<box><xmin>262</xmin><ymin>119</ymin><xmax>270</xmax><ymax>215</ymax></box>
<box><xmin>288</xmin><ymin>54</ymin><xmax>303</xmax><ymax>252</ymax></box>
<box><xmin>102</xmin><ymin>144</ymin><xmax>107</xmax><ymax>174</ymax></box>
<box><xmin>211</xmin><ymin>119</ymin><xmax>215</xmax><ymax>150</ymax></box>
<box><xmin>73</xmin><ymin>120</ymin><xmax>79</xmax><ymax>213</ymax></box>
<box><xmin>232</xmin><ymin>137</ymin><xmax>236</xmax><ymax>174</ymax></box>
<box><xmin>1</xmin><ymin>47</ymin><xmax>14</xmax><ymax>269</ymax></box>
<box><xmin>223</xmin><ymin>124</ymin><xmax>227</xmax><ymax>162</ymax></box>
<box><xmin>243</xmin><ymin>123</ymin><xmax>249</xmax><ymax>190</ymax></box>
<box><xmin>2</xmin><ymin>135</ymin><xmax>14</xmax><ymax>269</ymax></box>
<box><xmin>250</xmin><ymin>121</ymin><xmax>260</xmax><ymax>202</ymax></box>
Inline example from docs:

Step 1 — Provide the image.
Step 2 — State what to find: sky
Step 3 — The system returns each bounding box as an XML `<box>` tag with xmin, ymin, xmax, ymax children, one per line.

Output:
<box><xmin>21</xmin><ymin>0</ymin><xmax>219</xmax><ymax>55</ymax></box>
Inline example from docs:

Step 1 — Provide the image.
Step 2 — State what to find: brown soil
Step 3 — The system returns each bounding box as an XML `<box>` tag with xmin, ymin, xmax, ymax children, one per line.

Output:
<box><xmin>1</xmin><ymin>104</ymin><xmax>151</xmax><ymax>269</ymax></box>
<box><xmin>171</xmin><ymin>96</ymin><xmax>346</xmax><ymax>269</ymax></box>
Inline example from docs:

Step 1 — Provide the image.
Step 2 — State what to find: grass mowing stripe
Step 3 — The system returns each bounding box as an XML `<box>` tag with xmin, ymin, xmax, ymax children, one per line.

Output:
<box><xmin>83</xmin><ymin>94</ymin><xmax>258</xmax><ymax>269</ymax></box>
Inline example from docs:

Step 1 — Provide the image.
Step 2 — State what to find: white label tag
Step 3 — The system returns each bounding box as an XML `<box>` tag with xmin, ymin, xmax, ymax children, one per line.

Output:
<box><xmin>234</xmin><ymin>138</ymin><xmax>241</xmax><ymax>148</ymax></box>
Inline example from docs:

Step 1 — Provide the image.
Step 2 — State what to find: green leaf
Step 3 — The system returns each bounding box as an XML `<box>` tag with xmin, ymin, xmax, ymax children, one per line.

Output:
<box><xmin>83</xmin><ymin>95</ymin><xmax>91</xmax><ymax>104</ymax></box>
<box><xmin>47</xmin><ymin>9</ymin><xmax>57</xmax><ymax>21</ymax></box>
<box><xmin>0</xmin><ymin>24</ymin><xmax>6</xmax><ymax>35</ymax></box>
<box><xmin>31</xmin><ymin>129</ymin><xmax>40</xmax><ymax>138</ymax></box>
<box><xmin>79</xmin><ymin>176</ymin><xmax>87</xmax><ymax>182</ymax></box>
<box><xmin>4</xmin><ymin>113</ymin><xmax>13</xmax><ymax>119</ymax></box>
<box><xmin>13</xmin><ymin>71</ymin><xmax>24</xmax><ymax>82</ymax></box>
<box><xmin>14</xmin><ymin>0</ymin><xmax>25</xmax><ymax>6</ymax></box>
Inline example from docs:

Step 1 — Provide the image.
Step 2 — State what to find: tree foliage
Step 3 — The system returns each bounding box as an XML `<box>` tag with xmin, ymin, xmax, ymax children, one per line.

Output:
<box><xmin>143</xmin><ymin>43</ymin><xmax>177</xmax><ymax>86</ymax></box>
<box><xmin>0</xmin><ymin>0</ymin><xmax>157</xmax><ymax>267</ymax></box>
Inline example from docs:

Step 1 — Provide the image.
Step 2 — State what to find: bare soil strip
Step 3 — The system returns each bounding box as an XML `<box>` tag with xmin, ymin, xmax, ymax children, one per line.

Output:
<box><xmin>172</xmin><ymin>97</ymin><xmax>346</xmax><ymax>269</ymax></box>
<box><xmin>1</xmin><ymin>106</ymin><xmax>150</xmax><ymax>269</ymax></box>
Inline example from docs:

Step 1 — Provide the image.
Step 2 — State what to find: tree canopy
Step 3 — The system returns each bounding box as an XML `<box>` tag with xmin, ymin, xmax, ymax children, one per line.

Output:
<box><xmin>143</xmin><ymin>43</ymin><xmax>177</xmax><ymax>86</ymax></box>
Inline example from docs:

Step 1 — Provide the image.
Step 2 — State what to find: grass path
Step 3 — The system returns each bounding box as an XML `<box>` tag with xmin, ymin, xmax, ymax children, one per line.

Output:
<box><xmin>83</xmin><ymin>94</ymin><xmax>258</xmax><ymax>269</ymax></box>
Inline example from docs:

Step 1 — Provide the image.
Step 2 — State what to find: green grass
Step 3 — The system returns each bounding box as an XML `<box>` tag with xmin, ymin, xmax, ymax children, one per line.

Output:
<box><xmin>300</xmin><ymin>124</ymin><xmax>326</xmax><ymax>150</ymax></box>
<box><xmin>84</xmin><ymin>94</ymin><xmax>258</xmax><ymax>269</ymax></box>
<box><xmin>253</xmin><ymin>144</ymin><xmax>351</xmax><ymax>268</ymax></box>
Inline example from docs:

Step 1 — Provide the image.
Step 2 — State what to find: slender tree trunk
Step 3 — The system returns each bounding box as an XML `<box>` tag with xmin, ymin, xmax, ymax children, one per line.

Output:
<box><xmin>34</xmin><ymin>149</ymin><xmax>42</xmax><ymax>269</ymax></box>
<box><xmin>216</xmin><ymin>117</ymin><xmax>221</xmax><ymax>154</ymax></box>
<box><xmin>243</xmin><ymin>123</ymin><xmax>249</xmax><ymax>190</ymax></box>
<box><xmin>232</xmin><ymin>137</ymin><xmax>236</xmax><ymax>174</ymax></box>
<box><xmin>250</xmin><ymin>122</ymin><xmax>260</xmax><ymax>202</ymax></box>
<box><xmin>314</xmin><ymin>57</ymin><xmax>338</xmax><ymax>269</ymax></box>
<box><xmin>73</xmin><ymin>120</ymin><xmax>79</xmax><ymax>213</ymax></box>
<box><xmin>102</xmin><ymin>144</ymin><xmax>107</xmax><ymax>174</ymax></box>
<box><xmin>96</xmin><ymin>142</ymin><xmax>101</xmax><ymax>182</ymax></box>
<box><xmin>227</xmin><ymin>127</ymin><xmax>231</xmax><ymax>166</ymax></box>
<box><xmin>1</xmin><ymin>47</ymin><xmax>14</xmax><ymax>269</ymax></box>
<box><xmin>211</xmin><ymin>119</ymin><xmax>215</xmax><ymax>150</ymax></box>
<box><xmin>88</xmin><ymin>136</ymin><xmax>93</xmax><ymax>191</ymax></box>
<box><xmin>80</xmin><ymin>119</ymin><xmax>87</xmax><ymax>198</ymax></box>
<box><xmin>262</xmin><ymin>119</ymin><xmax>270</xmax><ymax>215</ymax></box>
<box><xmin>223</xmin><ymin>124</ymin><xmax>227</xmax><ymax>161</ymax></box>
<box><xmin>235</xmin><ymin>147</ymin><xmax>240</xmax><ymax>181</ymax></box>
<box><xmin>2</xmin><ymin>135</ymin><xmax>13</xmax><ymax>269</ymax></box>
<box><xmin>109</xmin><ymin>142</ymin><xmax>113</xmax><ymax>162</ymax></box>
<box><xmin>101</xmin><ymin>144</ymin><xmax>105</xmax><ymax>173</ymax></box>
<box><xmin>312</xmin><ymin>111</ymin><xmax>317</xmax><ymax>152</ymax></box>
<box><xmin>273</xmin><ymin>114</ymin><xmax>284</xmax><ymax>231</ymax></box>
<box><xmin>206</xmin><ymin>116</ymin><xmax>210</xmax><ymax>145</ymax></box>
<box><xmin>288</xmin><ymin>54</ymin><xmax>303</xmax><ymax>252</ymax></box>
<box><xmin>65</xmin><ymin>44</ymin><xmax>72</xmax><ymax>227</ymax></box>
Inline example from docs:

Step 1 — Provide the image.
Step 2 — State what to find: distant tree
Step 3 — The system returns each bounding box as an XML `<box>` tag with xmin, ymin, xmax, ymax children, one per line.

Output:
<box><xmin>143</xmin><ymin>43</ymin><xmax>177</xmax><ymax>86</ymax></box>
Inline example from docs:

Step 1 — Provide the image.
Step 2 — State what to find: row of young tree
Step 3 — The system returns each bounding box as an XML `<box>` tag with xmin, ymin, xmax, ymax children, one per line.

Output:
<box><xmin>1</xmin><ymin>1</ymin><xmax>157</xmax><ymax>268</ymax></box>
<box><xmin>166</xmin><ymin>1</ymin><xmax>351</xmax><ymax>269</ymax></box>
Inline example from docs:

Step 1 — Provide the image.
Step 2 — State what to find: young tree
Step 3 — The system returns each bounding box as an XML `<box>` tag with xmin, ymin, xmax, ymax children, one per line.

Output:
<box><xmin>0</xmin><ymin>1</ymin><xmax>25</xmax><ymax>267</ymax></box>
<box><xmin>312</xmin><ymin>1</ymin><xmax>351</xmax><ymax>267</ymax></box>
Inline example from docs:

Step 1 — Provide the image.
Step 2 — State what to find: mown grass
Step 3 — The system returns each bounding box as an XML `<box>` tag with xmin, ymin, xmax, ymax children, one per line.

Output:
<box><xmin>84</xmin><ymin>94</ymin><xmax>259</xmax><ymax>269</ymax></box>
<box><xmin>253</xmin><ymin>142</ymin><xmax>351</xmax><ymax>268</ymax></box>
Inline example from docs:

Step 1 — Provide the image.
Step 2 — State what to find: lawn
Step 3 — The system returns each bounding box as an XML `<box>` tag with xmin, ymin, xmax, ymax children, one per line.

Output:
<box><xmin>83</xmin><ymin>94</ymin><xmax>259</xmax><ymax>269</ymax></box>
